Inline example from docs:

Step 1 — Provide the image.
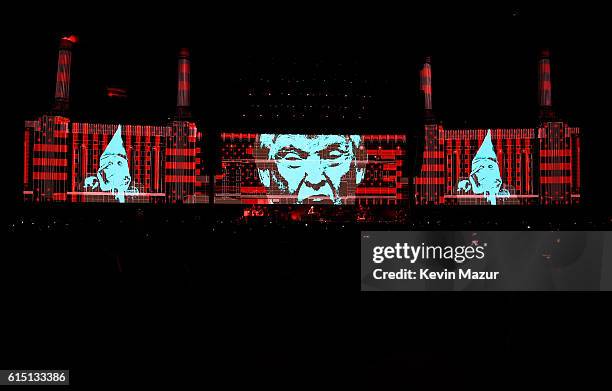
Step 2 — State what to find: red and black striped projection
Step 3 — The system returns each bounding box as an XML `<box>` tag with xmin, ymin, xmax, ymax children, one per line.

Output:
<box><xmin>215</xmin><ymin>133</ymin><xmax>409</xmax><ymax>205</ymax></box>
<box><xmin>413</xmin><ymin>50</ymin><xmax>581</xmax><ymax>206</ymax></box>
<box><xmin>22</xmin><ymin>37</ymin><xmax>582</xmax><ymax>207</ymax></box>
<box><xmin>23</xmin><ymin>120</ymin><xmax>206</xmax><ymax>203</ymax></box>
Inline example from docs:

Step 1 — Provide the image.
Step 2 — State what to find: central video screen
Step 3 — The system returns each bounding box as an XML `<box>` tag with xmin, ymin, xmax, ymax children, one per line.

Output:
<box><xmin>215</xmin><ymin>132</ymin><xmax>408</xmax><ymax>205</ymax></box>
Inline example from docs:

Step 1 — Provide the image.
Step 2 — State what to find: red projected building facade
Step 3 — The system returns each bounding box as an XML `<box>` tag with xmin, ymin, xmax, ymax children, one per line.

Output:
<box><xmin>414</xmin><ymin>51</ymin><xmax>581</xmax><ymax>206</ymax></box>
<box><xmin>23</xmin><ymin>38</ymin><xmax>582</xmax><ymax>208</ymax></box>
<box><xmin>215</xmin><ymin>132</ymin><xmax>409</xmax><ymax>205</ymax></box>
<box><xmin>23</xmin><ymin>40</ymin><xmax>206</xmax><ymax>203</ymax></box>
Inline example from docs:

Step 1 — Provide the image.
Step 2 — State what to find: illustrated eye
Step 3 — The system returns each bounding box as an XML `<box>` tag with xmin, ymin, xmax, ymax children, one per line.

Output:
<box><xmin>285</xmin><ymin>154</ymin><xmax>301</xmax><ymax>161</ymax></box>
<box><xmin>488</xmin><ymin>164</ymin><xmax>493</xmax><ymax>168</ymax></box>
<box><xmin>279</xmin><ymin>153</ymin><xmax>303</xmax><ymax>168</ymax></box>
<box><xmin>321</xmin><ymin>150</ymin><xmax>346</xmax><ymax>160</ymax></box>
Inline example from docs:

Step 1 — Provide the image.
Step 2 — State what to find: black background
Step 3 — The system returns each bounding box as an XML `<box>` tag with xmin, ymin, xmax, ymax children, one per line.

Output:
<box><xmin>2</xmin><ymin>3</ymin><xmax>611</xmax><ymax>388</ymax></box>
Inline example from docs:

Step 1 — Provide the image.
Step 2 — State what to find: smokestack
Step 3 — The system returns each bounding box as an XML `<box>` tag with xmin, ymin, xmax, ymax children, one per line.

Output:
<box><xmin>538</xmin><ymin>49</ymin><xmax>553</xmax><ymax>120</ymax></box>
<box><xmin>176</xmin><ymin>48</ymin><xmax>191</xmax><ymax>119</ymax></box>
<box><xmin>420</xmin><ymin>56</ymin><xmax>433</xmax><ymax>111</ymax></box>
<box><xmin>53</xmin><ymin>35</ymin><xmax>76</xmax><ymax>112</ymax></box>
<box><xmin>420</xmin><ymin>56</ymin><xmax>434</xmax><ymax>123</ymax></box>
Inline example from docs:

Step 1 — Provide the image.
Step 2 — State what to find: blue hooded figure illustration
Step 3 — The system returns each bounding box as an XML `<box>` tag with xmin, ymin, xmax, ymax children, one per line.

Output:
<box><xmin>84</xmin><ymin>125</ymin><xmax>138</xmax><ymax>203</ymax></box>
<box><xmin>457</xmin><ymin>129</ymin><xmax>510</xmax><ymax>205</ymax></box>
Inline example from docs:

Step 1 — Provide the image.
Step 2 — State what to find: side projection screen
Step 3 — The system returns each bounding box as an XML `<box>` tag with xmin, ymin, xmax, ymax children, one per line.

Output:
<box><xmin>23</xmin><ymin>120</ymin><xmax>206</xmax><ymax>203</ymax></box>
<box><xmin>215</xmin><ymin>133</ymin><xmax>409</xmax><ymax>205</ymax></box>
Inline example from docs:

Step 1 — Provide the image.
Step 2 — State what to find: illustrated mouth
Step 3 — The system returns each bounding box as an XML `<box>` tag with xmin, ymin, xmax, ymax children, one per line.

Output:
<box><xmin>304</xmin><ymin>195</ymin><xmax>333</xmax><ymax>204</ymax></box>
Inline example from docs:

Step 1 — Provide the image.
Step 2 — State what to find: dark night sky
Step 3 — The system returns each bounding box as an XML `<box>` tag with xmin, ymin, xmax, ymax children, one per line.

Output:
<box><xmin>6</xmin><ymin>3</ymin><xmax>610</xmax><ymax>209</ymax></box>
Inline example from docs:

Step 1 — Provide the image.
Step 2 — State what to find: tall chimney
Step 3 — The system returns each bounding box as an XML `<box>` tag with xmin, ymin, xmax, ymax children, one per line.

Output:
<box><xmin>176</xmin><ymin>48</ymin><xmax>191</xmax><ymax>119</ymax></box>
<box><xmin>420</xmin><ymin>56</ymin><xmax>434</xmax><ymax>119</ymax></box>
<box><xmin>538</xmin><ymin>49</ymin><xmax>553</xmax><ymax>120</ymax></box>
<box><xmin>53</xmin><ymin>35</ymin><xmax>76</xmax><ymax>113</ymax></box>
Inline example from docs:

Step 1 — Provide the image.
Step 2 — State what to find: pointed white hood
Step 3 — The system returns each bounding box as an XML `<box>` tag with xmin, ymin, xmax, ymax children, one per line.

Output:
<box><xmin>101</xmin><ymin>125</ymin><xmax>127</xmax><ymax>160</ymax></box>
<box><xmin>472</xmin><ymin>129</ymin><xmax>497</xmax><ymax>164</ymax></box>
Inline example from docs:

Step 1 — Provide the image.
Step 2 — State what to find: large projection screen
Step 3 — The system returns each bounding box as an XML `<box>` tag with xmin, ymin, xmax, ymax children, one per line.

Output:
<box><xmin>215</xmin><ymin>132</ymin><xmax>409</xmax><ymax>205</ymax></box>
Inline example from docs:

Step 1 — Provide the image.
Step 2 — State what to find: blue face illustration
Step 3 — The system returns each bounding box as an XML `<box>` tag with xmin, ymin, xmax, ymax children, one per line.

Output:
<box><xmin>256</xmin><ymin>134</ymin><xmax>365</xmax><ymax>205</ymax></box>
<box><xmin>83</xmin><ymin>125</ymin><xmax>138</xmax><ymax>203</ymax></box>
<box><xmin>469</xmin><ymin>157</ymin><xmax>502</xmax><ymax>196</ymax></box>
<box><xmin>456</xmin><ymin>130</ymin><xmax>509</xmax><ymax>205</ymax></box>
<box><xmin>97</xmin><ymin>153</ymin><xmax>131</xmax><ymax>193</ymax></box>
